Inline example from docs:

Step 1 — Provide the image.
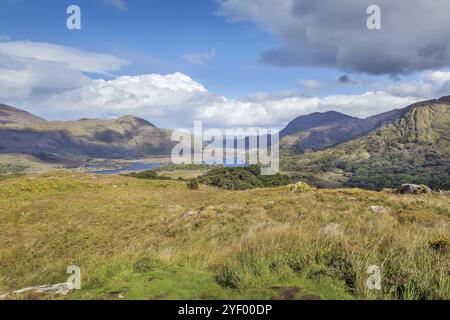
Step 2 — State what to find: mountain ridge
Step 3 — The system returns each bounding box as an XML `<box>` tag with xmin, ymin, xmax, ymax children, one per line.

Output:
<box><xmin>0</xmin><ymin>105</ymin><xmax>174</xmax><ymax>164</ymax></box>
<box><xmin>284</xmin><ymin>96</ymin><xmax>450</xmax><ymax>189</ymax></box>
<box><xmin>1</xmin><ymin>96</ymin><xmax>449</xmax><ymax>191</ymax></box>
<box><xmin>0</xmin><ymin>103</ymin><xmax>47</xmax><ymax>125</ymax></box>
<box><xmin>279</xmin><ymin>107</ymin><xmax>404</xmax><ymax>153</ymax></box>
<box><xmin>279</xmin><ymin>111</ymin><xmax>359</xmax><ymax>138</ymax></box>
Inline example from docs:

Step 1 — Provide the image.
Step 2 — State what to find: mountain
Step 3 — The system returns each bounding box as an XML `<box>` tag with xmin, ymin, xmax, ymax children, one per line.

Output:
<box><xmin>285</xmin><ymin>96</ymin><xmax>450</xmax><ymax>190</ymax></box>
<box><xmin>0</xmin><ymin>105</ymin><xmax>174</xmax><ymax>164</ymax></box>
<box><xmin>280</xmin><ymin>111</ymin><xmax>358</xmax><ymax>138</ymax></box>
<box><xmin>0</xmin><ymin>104</ymin><xmax>47</xmax><ymax>125</ymax></box>
<box><xmin>280</xmin><ymin>109</ymin><xmax>403</xmax><ymax>153</ymax></box>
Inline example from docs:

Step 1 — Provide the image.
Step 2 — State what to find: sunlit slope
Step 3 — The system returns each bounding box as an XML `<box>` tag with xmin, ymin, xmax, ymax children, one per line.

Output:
<box><xmin>288</xmin><ymin>97</ymin><xmax>450</xmax><ymax>190</ymax></box>
<box><xmin>0</xmin><ymin>172</ymin><xmax>448</xmax><ymax>300</ymax></box>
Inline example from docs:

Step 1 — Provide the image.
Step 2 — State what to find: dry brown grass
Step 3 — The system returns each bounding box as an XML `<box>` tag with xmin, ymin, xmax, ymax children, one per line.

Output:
<box><xmin>0</xmin><ymin>172</ymin><xmax>448</xmax><ymax>300</ymax></box>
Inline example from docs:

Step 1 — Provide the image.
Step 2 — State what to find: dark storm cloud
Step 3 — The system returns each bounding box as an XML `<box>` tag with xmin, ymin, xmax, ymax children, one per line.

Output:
<box><xmin>219</xmin><ymin>0</ymin><xmax>450</xmax><ymax>75</ymax></box>
<box><xmin>338</xmin><ymin>75</ymin><xmax>351</xmax><ymax>84</ymax></box>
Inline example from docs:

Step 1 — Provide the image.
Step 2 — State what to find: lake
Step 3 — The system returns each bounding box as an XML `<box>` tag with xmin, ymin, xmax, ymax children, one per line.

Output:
<box><xmin>92</xmin><ymin>162</ymin><xmax>169</xmax><ymax>174</ymax></box>
<box><xmin>92</xmin><ymin>158</ymin><xmax>247</xmax><ymax>174</ymax></box>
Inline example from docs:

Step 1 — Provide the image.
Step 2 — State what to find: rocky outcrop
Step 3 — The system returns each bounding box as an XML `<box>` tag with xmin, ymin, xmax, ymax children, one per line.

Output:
<box><xmin>0</xmin><ymin>282</ymin><xmax>75</xmax><ymax>299</ymax></box>
<box><xmin>398</xmin><ymin>184</ymin><xmax>432</xmax><ymax>194</ymax></box>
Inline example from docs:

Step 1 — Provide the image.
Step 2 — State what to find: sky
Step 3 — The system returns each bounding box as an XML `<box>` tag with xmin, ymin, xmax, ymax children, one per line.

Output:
<box><xmin>0</xmin><ymin>0</ymin><xmax>450</xmax><ymax>129</ymax></box>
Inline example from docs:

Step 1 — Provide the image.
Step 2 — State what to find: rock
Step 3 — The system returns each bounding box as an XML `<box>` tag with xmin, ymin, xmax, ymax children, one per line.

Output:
<box><xmin>182</xmin><ymin>211</ymin><xmax>197</xmax><ymax>218</ymax></box>
<box><xmin>288</xmin><ymin>182</ymin><xmax>311</xmax><ymax>193</ymax></box>
<box><xmin>398</xmin><ymin>184</ymin><xmax>432</xmax><ymax>194</ymax></box>
<box><xmin>13</xmin><ymin>282</ymin><xmax>74</xmax><ymax>296</ymax></box>
<box><xmin>370</xmin><ymin>206</ymin><xmax>387</xmax><ymax>213</ymax></box>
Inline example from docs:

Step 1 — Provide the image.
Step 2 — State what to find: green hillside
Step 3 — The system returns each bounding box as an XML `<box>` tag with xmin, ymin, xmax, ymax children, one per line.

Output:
<box><xmin>0</xmin><ymin>104</ymin><xmax>174</xmax><ymax>164</ymax></box>
<box><xmin>284</xmin><ymin>98</ymin><xmax>450</xmax><ymax>190</ymax></box>
<box><xmin>0</xmin><ymin>172</ymin><xmax>448</xmax><ymax>300</ymax></box>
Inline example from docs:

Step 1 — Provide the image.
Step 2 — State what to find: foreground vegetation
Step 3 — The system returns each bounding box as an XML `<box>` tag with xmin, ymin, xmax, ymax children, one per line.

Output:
<box><xmin>0</xmin><ymin>172</ymin><xmax>448</xmax><ymax>300</ymax></box>
<box><xmin>126</xmin><ymin>165</ymin><xmax>293</xmax><ymax>191</ymax></box>
<box><xmin>198</xmin><ymin>165</ymin><xmax>292</xmax><ymax>190</ymax></box>
<box><xmin>0</xmin><ymin>163</ymin><xmax>27</xmax><ymax>180</ymax></box>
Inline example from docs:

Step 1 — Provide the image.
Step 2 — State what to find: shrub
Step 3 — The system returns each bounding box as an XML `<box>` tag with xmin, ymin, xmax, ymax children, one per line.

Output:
<box><xmin>0</xmin><ymin>163</ymin><xmax>27</xmax><ymax>175</ymax></box>
<box><xmin>0</xmin><ymin>163</ymin><xmax>27</xmax><ymax>180</ymax></box>
<box><xmin>186</xmin><ymin>178</ymin><xmax>199</xmax><ymax>190</ymax></box>
<box><xmin>199</xmin><ymin>165</ymin><xmax>292</xmax><ymax>190</ymax></box>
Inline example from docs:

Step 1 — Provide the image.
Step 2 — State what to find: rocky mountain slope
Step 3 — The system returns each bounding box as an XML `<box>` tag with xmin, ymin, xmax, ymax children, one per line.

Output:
<box><xmin>280</xmin><ymin>109</ymin><xmax>403</xmax><ymax>153</ymax></box>
<box><xmin>286</xmin><ymin>96</ymin><xmax>450</xmax><ymax>190</ymax></box>
<box><xmin>280</xmin><ymin>111</ymin><xmax>358</xmax><ymax>138</ymax></box>
<box><xmin>0</xmin><ymin>104</ymin><xmax>174</xmax><ymax>164</ymax></box>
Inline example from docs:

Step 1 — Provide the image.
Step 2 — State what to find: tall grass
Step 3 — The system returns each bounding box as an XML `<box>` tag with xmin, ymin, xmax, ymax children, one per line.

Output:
<box><xmin>0</xmin><ymin>173</ymin><xmax>448</xmax><ymax>299</ymax></box>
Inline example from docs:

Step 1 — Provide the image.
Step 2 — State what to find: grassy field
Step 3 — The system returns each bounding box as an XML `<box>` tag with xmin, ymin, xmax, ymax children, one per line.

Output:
<box><xmin>0</xmin><ymin>172</ymin><xmax>449</xmax><ymax>300</ymax></box>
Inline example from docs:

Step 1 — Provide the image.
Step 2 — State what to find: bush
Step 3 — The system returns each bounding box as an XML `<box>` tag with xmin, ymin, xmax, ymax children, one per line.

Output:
<box><xmin>0</xmin><ymin>163</ymin><xmax>27</xmax><ymax>180</ymax></box>
<box><xmin>199</xmin><ymin>165</ymin><xmax>292</xmax><ymax>190</ymax></box>
<box><xmin>0</xmin><ymin>163</ymin><xmax>27</xmax><ymax>175</ymax></box>
<box><xmin>186</xmin><ymin>178</ymin><xmax>199</xmax><ymax>190</ymax></box>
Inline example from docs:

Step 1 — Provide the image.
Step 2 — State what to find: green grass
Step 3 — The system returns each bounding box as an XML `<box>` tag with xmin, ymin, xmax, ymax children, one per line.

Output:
<box><xmin>0</xmin><ymin>173</ymin><xmax>448</xmax><ymax>300</ymax></box>
<box><xmin>125</xmin><ymin>170</ymin><xmax>171</xmax><ymax>180</ymax></box>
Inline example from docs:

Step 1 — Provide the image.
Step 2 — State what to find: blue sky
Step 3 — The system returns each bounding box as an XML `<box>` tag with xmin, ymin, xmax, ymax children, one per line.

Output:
<box><xmin>0</xmin><ymin>0</ymin><xmax>367</xmax><ymax>97</ymax></box>
<box><xmin>0</xmin><ymin>0</ymin><xmax>449</xmax><ymax>128</ymax></box>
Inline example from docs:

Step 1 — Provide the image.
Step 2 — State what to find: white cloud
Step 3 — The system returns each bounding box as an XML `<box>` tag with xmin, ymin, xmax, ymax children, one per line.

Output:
<box><xmin>103</xmin><ymin>0</ymin><xmax>126</xmax><ymax>10</ymax></box>
<box><xmin>0</xmin><ymin>40</ymin><xmax>441</xmax><ymax>129</ymax></box>
<box><xmin>34</xmin><ymin>73</ymin><xmax>419</xmax><ymax>128</ymax></box>
<box><xmin>388</xmin><ymin>71</ymin><xmax>450</xmax><ymax>98</ymax></box>
<box><xmin>39</xmin><ymin>73</ymin><xmax>212</xmax><ymax>124</ymax></box>
<box><xmin>217</xmin><ymin>0</ymin><xmax>450</xmax><ymax>75</ymax></box>
<box><xmin>300</xmin><ymin>79</ymin><xmax>321</xmax><ymax>89</ymax></box>
<box><xmin>195</xmin><ymin>91</ymin><xmax>419</xmax><ymax>127</ymax></box>
<box><xmin>183</xmin><ymin>49</ymin><xmax>216</xmax><ymax>67</ymax></box>
<box><xmin>0</xmin><ymin>41</ymin><xmax>128</xmax><ymax>74</ymax></box>
<box><xmin>0</xmin><ymin>40</ymin><xmax>128</xmax><ymax>101</ymax></box>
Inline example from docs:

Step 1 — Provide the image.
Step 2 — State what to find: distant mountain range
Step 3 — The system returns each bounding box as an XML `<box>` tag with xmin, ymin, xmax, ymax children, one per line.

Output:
<box><xmin>1</xmin><ymin>97</ymin><xmax>449</xmax><ymax>189</ymax></box>
<box><xmin>0</xmin><ymin>104</ymin><xmax>174</xmax><ymax>164</ymax></box>
<box><xmin>279</xmin><ymin>108</ymin><xmax>404</xmax><ymax>153</ymax></box>
<box><xmin>281</xmin><ymin>96</ymin><xmax>450</xmax><ymax>190</ymax></box>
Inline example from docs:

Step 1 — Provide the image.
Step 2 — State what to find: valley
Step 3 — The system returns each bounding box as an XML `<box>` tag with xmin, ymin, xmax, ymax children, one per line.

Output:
<box><xmin>0</xmin><ymin>96</ymin><xmax>449</xmax><ymax>301</ymax></box>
